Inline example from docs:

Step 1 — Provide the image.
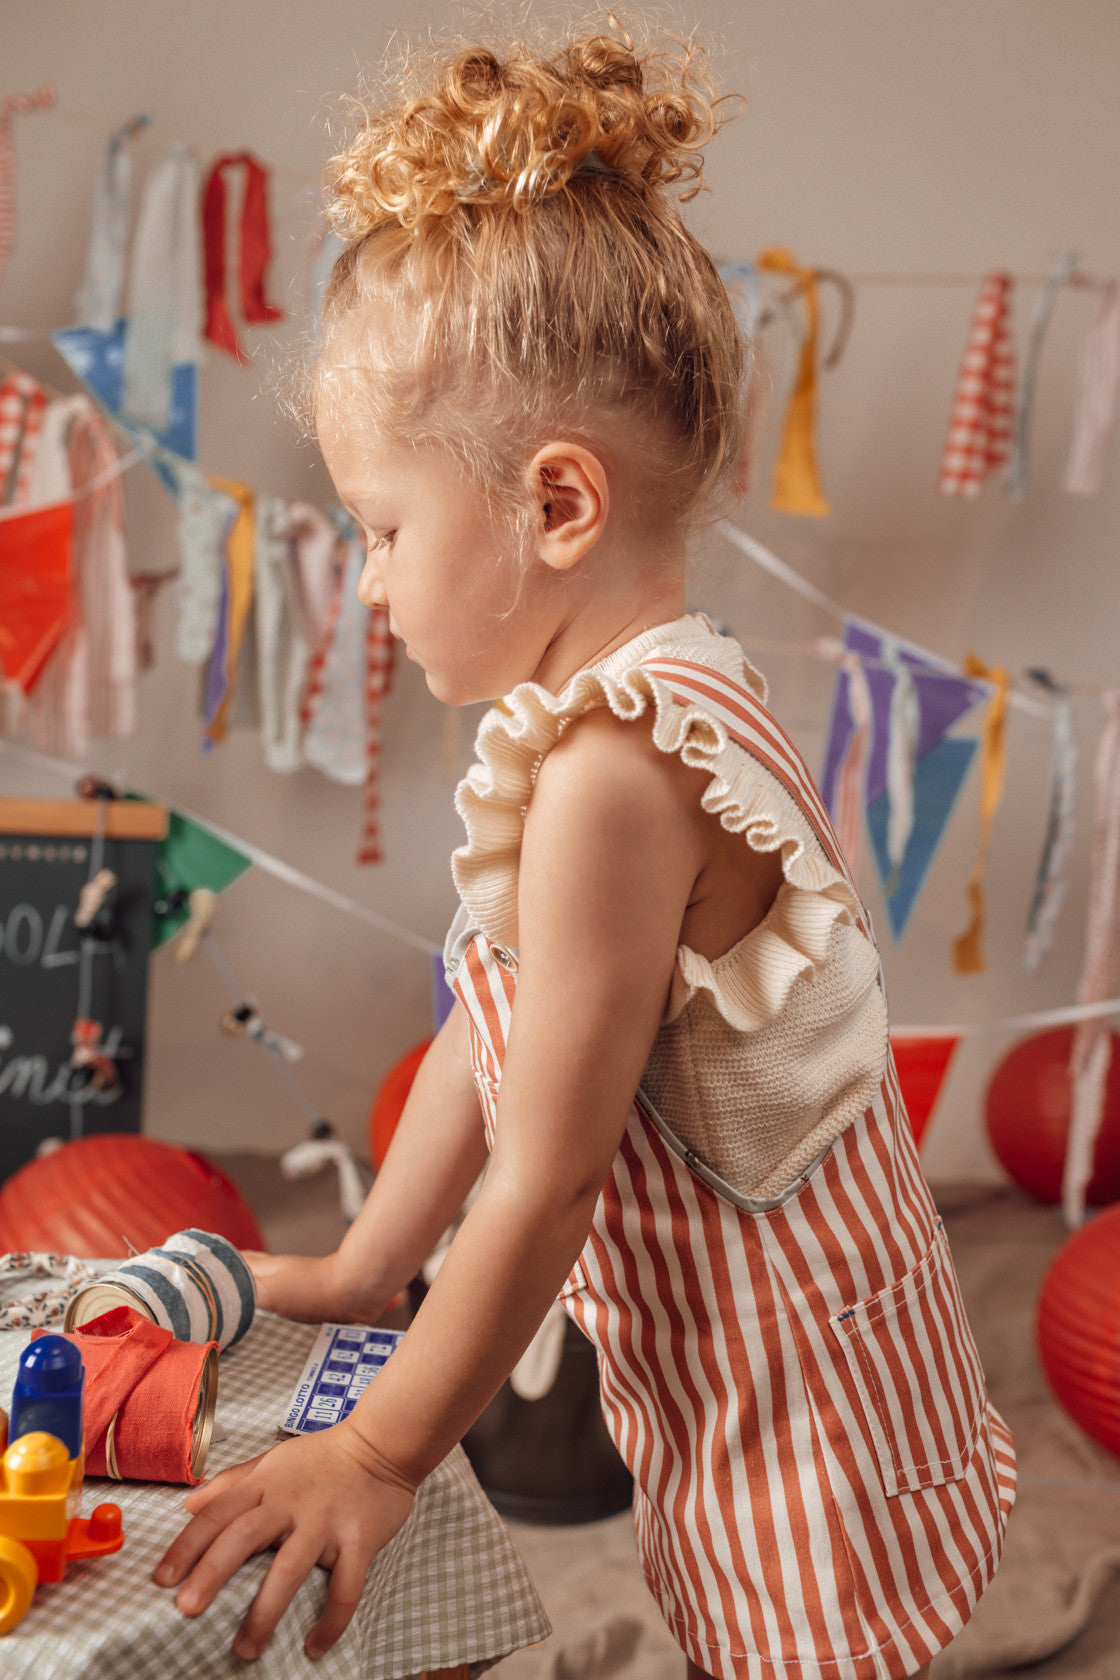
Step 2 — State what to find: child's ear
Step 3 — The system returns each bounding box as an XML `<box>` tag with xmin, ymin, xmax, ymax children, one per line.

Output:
<box><xmin>526</xmin><ymin>444</ymin><xmax>609</xmax><ymax>571</ymax></box>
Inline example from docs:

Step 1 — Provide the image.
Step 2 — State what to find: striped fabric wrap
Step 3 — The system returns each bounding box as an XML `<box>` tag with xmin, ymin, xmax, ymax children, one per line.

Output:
<box><xmin>95</xmin><ymin>1229</ymin><xmax>257</xmax><ymax>1351</ymax></box>
<box><xmin>450</xmin><ymin>637</ymin><xmax>1016</xmax><ymax>1680</ymax></box>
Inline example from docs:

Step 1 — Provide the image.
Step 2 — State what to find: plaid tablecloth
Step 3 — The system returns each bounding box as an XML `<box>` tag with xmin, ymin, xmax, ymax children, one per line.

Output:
<box><xmin>0</xmin><ymin>1308</ymin><xmax>550</xmax><ymax>1679</ymax></box>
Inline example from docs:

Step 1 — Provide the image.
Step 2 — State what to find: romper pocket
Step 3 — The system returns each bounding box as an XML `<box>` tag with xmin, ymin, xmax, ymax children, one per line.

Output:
<box><xmin>829</xmin><ymin>1221</ymin><xmax>987</xmax><ymax>1497</ymax></box>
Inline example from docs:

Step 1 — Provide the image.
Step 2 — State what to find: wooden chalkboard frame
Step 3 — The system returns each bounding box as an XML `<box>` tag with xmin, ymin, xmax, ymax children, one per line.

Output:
<box><xmin>0</xmin><ymin>798</ymin><xmax>168</xmax><ymax>1179</ymax></box>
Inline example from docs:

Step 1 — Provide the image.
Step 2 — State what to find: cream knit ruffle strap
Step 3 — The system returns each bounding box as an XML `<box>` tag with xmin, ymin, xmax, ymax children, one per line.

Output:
<box><xmin>451</xmin><ymin>615</ymin><xmax>856</xmax><ymax>962</ymax></box>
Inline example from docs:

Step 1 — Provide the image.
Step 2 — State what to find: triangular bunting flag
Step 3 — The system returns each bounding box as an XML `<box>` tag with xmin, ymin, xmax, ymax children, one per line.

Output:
<box><xmin>150</xmin><ymin>810</ymin><xmax>251</xmax><ymax>948</ymax></box>
<box><xmin>891</xmin><ymin>1034</ymin><xmax>961</xmax><ymax>1147</ymax></box>
<box><xmin>52</xmin><ymin>322</ymin><xmax>197</xmax><ymax>492</ymax></box>
<box><xmin>822</xmin><ymin>619</ymin><xmax>990</xmax><ymax>941</ymax></box>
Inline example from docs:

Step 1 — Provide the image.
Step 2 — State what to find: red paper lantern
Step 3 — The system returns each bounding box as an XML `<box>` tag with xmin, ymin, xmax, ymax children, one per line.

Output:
<box><xmin>368</xmin><ymin>1040</ymin><xmax>431</xmax><ymax>1169</ymax></box>
<box><xmin>984</xmin><ymin>1028</ymin><xmax>1120</xmax><ymax>1205</ymax></box>
<box><xmin>0</xmin><ymin>1134</ymin><xmax>265</xmax><ymax>1258</ymax></box>
<box><xmin>1036</xmin><ymin>1203</ymin><xmax>1120</xmax><ymax>1459</ymax></box>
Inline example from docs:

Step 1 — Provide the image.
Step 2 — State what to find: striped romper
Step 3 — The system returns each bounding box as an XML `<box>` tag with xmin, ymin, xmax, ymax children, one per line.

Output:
<box><xmin>445</xmin><ymin>615</ymin><xmax>1016</xmax><ymax>1680</ymax></box>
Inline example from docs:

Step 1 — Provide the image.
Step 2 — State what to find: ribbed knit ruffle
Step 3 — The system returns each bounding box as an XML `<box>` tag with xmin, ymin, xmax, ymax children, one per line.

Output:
<box><xmin>451</xmin><ymin>615</ymin><xmax>860</xmax><ymax>1030</ymax></box>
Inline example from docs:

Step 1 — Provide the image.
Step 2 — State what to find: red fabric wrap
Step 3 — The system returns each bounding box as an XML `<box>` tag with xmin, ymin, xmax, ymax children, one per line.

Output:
<box><xmin>201</xmin><ymin>151</ymin><xmax>283</xmax><ymax>362</ymax></box>
<box><xmin>34</xmin><ymin>1307</ymin><xmax>216</xmax><ymax>1484</ymax></box>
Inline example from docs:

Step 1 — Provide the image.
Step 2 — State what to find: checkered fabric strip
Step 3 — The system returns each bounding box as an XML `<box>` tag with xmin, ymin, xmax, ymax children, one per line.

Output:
<box><xmin>0</xmin><ymin>1305</ymin><xmax>548</xmax><ymax>1678</ymax></box>
<box><xmin>0</xmin><ymin>369</ymin><xmax>48</xmax><ymax>506</ymax></box>
<box><xmin>938</xmin><ymin>271</ymin><xmax>1016</xmax><ymax>495</ymax></box>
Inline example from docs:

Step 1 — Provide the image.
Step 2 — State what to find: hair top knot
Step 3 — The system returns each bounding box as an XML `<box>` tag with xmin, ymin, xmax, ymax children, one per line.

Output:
<box><xmin>328</xmin><ymin>24</ymin><xmax>728</xmax><ymax>236</ymax></box>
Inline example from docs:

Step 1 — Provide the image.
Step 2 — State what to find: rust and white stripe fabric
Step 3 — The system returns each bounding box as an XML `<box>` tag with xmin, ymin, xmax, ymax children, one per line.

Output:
<box><xmin>448</xmin><ymin>618</ymin><xmax>1015</xmax><ymax>1679</ymax></box>
<box><xmin>938</xmin><ymin>273</ymin><xmax>1016</xmax><ymax>496</ymax></box>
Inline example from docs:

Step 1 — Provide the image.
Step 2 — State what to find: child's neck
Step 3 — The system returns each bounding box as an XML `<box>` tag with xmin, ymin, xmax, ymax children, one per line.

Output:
<box><xmin>529</xmin><ymin>568</ymin><xmax>688</xmax><ymax>696</ymax></box>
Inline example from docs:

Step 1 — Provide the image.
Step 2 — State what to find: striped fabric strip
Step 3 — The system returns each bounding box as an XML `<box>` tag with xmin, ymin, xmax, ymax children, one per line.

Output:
<box><xmin>938</xmin><ymin>274</ymin><xmax>1016</xmax><ymax>497</ymax></box>
<box><xmin>0</xmin><ymin>84</ymin><xmax>56</xmax><ymax>283</ymax></box>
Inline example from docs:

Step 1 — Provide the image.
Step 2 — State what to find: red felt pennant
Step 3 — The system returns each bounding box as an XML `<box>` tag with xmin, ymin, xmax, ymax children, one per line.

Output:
<box><xmin>891</xmin><ymin>1034</ymin><xmax>960</xmax><ymax>1147</ymax></box>
<box><xmin>201</xmin><ymin>152</ymin><xmax>283</xmax><ymax>363</ymax></box>
<box><xmin>0</xmin><ymin>498</ymin><xmax>74</xmax><ymax>692</ymax></box>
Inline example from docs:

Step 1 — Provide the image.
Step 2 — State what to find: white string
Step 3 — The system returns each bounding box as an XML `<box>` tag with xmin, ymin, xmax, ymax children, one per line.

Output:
<box><xmin>0</xmin><ymin>444</ymin><xmax>146</xmax><ymax>522</ymax></box>
<box><xmin>0</xmin><ymin>738</ymin><xmax>441</xmax><ymax>956</ymax></box>
<box><xmin>2</xmin><ymin>736</ymin><xmax>1115</xmax><ymax>1041</ymax></box>
<box><xmin>716</xmin><ymin>522</ymin><xmax>1051</xmax><ymax>717</ymax></box>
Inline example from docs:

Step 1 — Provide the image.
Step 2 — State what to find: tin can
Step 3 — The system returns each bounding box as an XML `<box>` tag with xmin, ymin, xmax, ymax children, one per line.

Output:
<box><xmin>63</xmin><ymin>1285</ymin><xmax>219</xmax><ymax>1481</ymax></box>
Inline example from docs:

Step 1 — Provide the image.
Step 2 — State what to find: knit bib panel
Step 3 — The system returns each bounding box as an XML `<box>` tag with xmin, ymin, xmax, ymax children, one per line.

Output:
<box><xmin>445</xmin><ymin>613</ymin><xmax>889</xmax><ymax>1202</ymax></box>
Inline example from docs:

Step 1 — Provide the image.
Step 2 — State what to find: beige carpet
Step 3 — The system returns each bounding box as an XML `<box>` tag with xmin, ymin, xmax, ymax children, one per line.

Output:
<box><xmin>221</xmin><ymin>1157</ymin><xmax>1120</xmax><ymax>1679</ymax></box>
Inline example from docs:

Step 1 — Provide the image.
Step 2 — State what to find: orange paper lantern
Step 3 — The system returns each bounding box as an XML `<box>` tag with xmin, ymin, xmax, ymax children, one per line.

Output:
<box><xmin>0</xmin><ymin>1134</ymin><xmax>265</xmax><ymax>1257</ymax></box>
<box><xmin>1036</xmin><ymin>1202</ymin><xmax>1120</xmax><ymax>1460</ymax></box>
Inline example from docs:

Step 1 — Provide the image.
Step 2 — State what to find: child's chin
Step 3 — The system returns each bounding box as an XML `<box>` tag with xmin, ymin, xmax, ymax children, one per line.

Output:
<box><xmin>425</xmin><ymin>669</ymin><xmax>481</xmax><ymax>707</ymax></box>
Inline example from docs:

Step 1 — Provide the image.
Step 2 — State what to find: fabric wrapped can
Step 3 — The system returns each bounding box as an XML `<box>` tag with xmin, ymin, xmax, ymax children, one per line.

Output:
<box><xmin>63</xmin><ymin>1228</ymin><xmax>256</xmax><ymax>1350</ymax></box>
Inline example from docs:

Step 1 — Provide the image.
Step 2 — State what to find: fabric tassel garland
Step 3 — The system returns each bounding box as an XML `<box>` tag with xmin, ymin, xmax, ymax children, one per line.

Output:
<box><xmin>0</xmin><ymin>83</ymin><xmax>57</xmax><ymax>282</ymax></box>
<box><xmin>0</xmin><ymin>367</ymin><xmax>47</xmax><ymax>506</ymax></box>
<box><xmin>1063</xmin><ymin>280</ymin><xmax>1120</xmax><ymax>497</ymax></box>
<box><xmin>254</xmin><ymin>496</ymin><xmax>311</xmax><ymax>772</ymax></box>
<box><xmin>952</xmin><ymin>654</ymin><xmax>1011</xmax><ymax>974</ymax></box>
<box><xmin>122</xmin><ymin>142</ymin><xmax>202</xmax><ymax>431</ymax></box>
<box><xmin>882</xmin><ymin>641</ymin><xmax>920</xmax><ymax>886</ymax></box>
<box><xmin>1023</xmin><ymin>670</ymin><xmax>1077</xmax><ymax>972</ymax></box>
<box><xmin>73</xmin><ymin>114</ymin><xmax>150</xmax><ymax>333</ymax></box>
<box><xmin>1006</xmin><ymin>249</ymin><xmax>1079</xmax><ymax>501</ymax></box>
<box><xmin>817</xmin><ymin>639</ymin><xmax>871</xmax><ymax>877</ymax></box>
<box><xmin>938</xmin><ymin>272</ymin><xmax>1016</xmax><ymax>495</ymax></box>
<box><xmin>173</xmin><ymin>463</ymin><xmax>237</xmax><ymax>664</ymax></box>
<box><xmin>757</xmin><ymin>246</ymin><xmax>830</xmax><ymax>516</ymax></box>
<box><xmin>26</xmin><ymin>397</ymin><xmax>137</xmax><ymax>756</ymax></box>
<box><xmin>202</xmin><ymin>476</ymin><xmax>255</xmax><ymax>746</ymax></box>
<box><xmin>302</xmin><ymin>521</ymin><xmax>396</xmax><ymax>863</ymax></box>
<box><xmin>201</xmin><ymin>152</ymin><xmax>283</xmax><ymax>362</ymax></box>
<box><xmin>1062</xmin><ymin>688</ymin><xmax>1120</xmax><ymax>1227</ymax></box>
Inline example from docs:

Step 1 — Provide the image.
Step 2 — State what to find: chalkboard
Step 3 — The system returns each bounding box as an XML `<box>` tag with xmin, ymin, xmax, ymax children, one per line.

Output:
<box><xmin>0</xmin><ymin>799</ymin><xmax>168</xmax><ymax>1180</ymax></box>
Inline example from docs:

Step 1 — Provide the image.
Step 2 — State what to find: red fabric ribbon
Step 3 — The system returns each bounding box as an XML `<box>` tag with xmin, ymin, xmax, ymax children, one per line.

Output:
<box><xmin>34</xmin><ymin>1307</ymin><xmax>216</xmax><ymax>1485</ymax></box>
<box><xmin>201</xmin><ymin>152</ymin><xmax>283</xmax><ymax>362</ymax></box>
<box><xmin>0</xmin><ymin>499</ymin><xmax>74</xmax><ymax>692</ymax></box>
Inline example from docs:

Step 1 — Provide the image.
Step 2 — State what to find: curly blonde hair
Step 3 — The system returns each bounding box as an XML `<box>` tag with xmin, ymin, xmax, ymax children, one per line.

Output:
<box><xmin>312</xmin><ymin>17</ymin><xmax>746</xmax><ymax>535</ymax></box>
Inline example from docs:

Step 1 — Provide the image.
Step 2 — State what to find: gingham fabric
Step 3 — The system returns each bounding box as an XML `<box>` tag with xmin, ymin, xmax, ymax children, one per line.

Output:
<box><xmin>938</xmin><ymin>273</ymin><xmax>1016</xmax><ymax>496</ymax></box>
<box><xmin>0</xmin><ymin>368</ymin><xmax>47</xmax><ymax>506</ymax></box>
<box><xmin>0</xmin><ymin>1301</ymin><xmax>549</xmax><ymax>1679</ymax></box>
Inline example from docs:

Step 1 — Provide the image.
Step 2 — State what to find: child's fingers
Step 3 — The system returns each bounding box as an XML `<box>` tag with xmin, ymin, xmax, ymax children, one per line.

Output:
<box><xmin>174</xmin><ymin>1506</ymin><xmax>285</xmax><ymax>1616</ymax></box>
<box><xmin>305</xmin><ymin>1549</ymin><xmax>370</xmax><ymax>1659</ymax></box>
<box><xmin>231</xmin><ymin>1532</ymin><xmax>326</xmax><ymax>1661</ymax></box>
<box><xmin>154</xmin><ymin>1486</ymin><xmax>268</xmax><ymax>1594</ymax></box>
<box><xmin>182</xmin><ymin>1455</ymin><xmax>264</xmax><ymax>1514</ymax></box>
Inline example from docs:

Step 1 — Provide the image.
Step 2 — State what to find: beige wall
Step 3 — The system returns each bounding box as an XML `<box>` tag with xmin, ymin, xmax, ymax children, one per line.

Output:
<box><xmin>3</xmin><ymin>1</ymin><xmax>1118</xmax><ymax>1182</ymax></box>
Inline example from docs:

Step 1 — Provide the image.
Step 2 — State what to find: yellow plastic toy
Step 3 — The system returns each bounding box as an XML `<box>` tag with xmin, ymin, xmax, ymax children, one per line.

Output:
<box><xmin>0</xmin><ymin>1403</ymin><xmax>124</xmax><ymax>1634</ymax></box>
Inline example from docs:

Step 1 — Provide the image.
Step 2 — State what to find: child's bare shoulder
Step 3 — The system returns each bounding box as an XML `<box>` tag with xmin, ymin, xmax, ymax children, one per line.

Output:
<box><xmin>535</xmin><ymin>704</ymin><xmax>694</xmax><ymax>817</ymax></box>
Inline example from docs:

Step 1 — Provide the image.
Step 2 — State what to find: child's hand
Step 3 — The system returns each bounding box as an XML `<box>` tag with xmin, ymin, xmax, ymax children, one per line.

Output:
<box><xmin>154</xmin><ymin>1425</ymin><xmax>416</xmax><ymax>1660</ymax></box>
<box><xmin>245</xmin><ymin>1250</ymin><xmax>375</xmax><ymax>1324</ymax></box>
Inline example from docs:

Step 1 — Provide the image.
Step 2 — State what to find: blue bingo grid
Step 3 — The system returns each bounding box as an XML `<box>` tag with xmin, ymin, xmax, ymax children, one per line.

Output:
<box><xmin>280</xmin><ymin>1323</ymin><xmax>405</xmax><ymax>1433</ymax></box>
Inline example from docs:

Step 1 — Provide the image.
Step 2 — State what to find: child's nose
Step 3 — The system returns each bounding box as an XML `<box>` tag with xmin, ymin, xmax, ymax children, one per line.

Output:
<box><xmin>357</xmin><ymin>554</ymin><xmax>388</xmax><ymax>609</ymax></box>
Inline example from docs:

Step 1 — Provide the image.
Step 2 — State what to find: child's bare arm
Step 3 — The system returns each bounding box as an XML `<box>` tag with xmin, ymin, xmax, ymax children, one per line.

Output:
<box><xmin>156</xmin><ymin>713</ymin><xmax>711</xmax><ymax>1659</ymax></box>
<box><xmin>248</xmin><ymin>998</ymin><xmax>487</xmax><ymax>1323</ymax></box>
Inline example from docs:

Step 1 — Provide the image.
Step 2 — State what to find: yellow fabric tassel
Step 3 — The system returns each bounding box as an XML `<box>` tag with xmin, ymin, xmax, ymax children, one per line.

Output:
<box><xmin>757</xmin><ymin>247</ymin><xmax>830</xmax><ymax>517</ymax></box>
<box><xmin>952</xmin><ymin>655</ymin><xmax>1011</xmax><ymax>974</ymax></box>
<box><xmin>205</xmin><ymin>475</ymin><xmax>256</xmax><ymax>745</ymax></box>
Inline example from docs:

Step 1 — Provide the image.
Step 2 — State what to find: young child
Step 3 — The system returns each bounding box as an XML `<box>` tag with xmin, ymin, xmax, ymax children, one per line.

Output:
<box><xmin>156</xmin><ymin>22</ymin><xmax>1015</xmax><ymax>1677</ymax></box>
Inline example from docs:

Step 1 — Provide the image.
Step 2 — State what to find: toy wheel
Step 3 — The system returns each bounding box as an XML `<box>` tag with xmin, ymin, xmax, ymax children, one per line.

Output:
<box><xmin>0</xmin><ymin>1536</ymin><xmax>37</xmax><ymax>1634</ymax></box>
